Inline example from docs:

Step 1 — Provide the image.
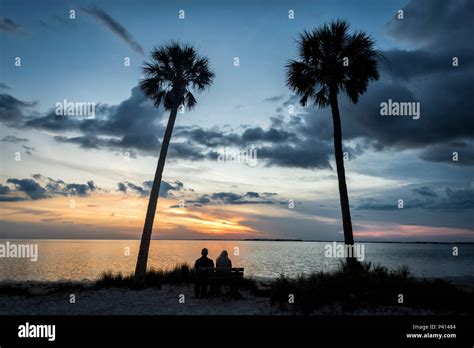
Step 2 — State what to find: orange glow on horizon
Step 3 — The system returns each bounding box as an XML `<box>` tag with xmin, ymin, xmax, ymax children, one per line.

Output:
<box><xmin>0</xmin><ymin>192</ymin><xmax>261</xmax><ymax>238</ymax></box>
<box><xmin>354</xmin><ymin>223</ymin><xmax>472</xmax><ymax>239</ymax></box>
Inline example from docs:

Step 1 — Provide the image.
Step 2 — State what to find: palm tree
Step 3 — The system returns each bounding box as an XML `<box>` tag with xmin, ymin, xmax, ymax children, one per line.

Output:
<box><xmin>134</xmin><ymin>42</ymin><xmax>214</xmax><ymax>285</ymax></box>
<box><xmin>286</xmin><ymin>20</ymin><xmax>380</xmax><ymax>253</ymax></box>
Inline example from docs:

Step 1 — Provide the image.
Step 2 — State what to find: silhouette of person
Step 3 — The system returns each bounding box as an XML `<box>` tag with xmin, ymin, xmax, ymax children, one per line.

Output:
<box><xmin>216</xmin><ymin>250</ymin><xmax>232</xmax><ymax>269</ymax></box>
<box><xmin>194</xmin><ymin>248</ymin><xmax>214</xmax><ymax>298</ymax></box>
<box><xmin>215</xmin><ymin>250</ymin><xmax>232</xmax><ymax>296</ymax></box>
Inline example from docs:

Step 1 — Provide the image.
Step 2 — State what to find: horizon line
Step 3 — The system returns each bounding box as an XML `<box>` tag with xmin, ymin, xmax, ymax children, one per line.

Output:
<box><xmin>0</xmin><ymin>238</ymin><xmax>472</xmax><ymax>244</ymax></box>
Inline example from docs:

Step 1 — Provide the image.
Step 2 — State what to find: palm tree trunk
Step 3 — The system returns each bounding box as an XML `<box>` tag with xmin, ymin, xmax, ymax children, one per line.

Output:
<box><xmin>134</xmin><ymin>107</ymin><xmax>178</xmax><ymax>286</ymax></box>
<box><xmin>329</xmin><ymin>87</ymin><xmax>355</xmax><ymax>249</ymax></box>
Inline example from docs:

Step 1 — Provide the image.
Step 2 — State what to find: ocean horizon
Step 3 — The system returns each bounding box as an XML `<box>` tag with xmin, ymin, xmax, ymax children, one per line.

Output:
<box><xmin>1</xmin><ymin>239</ymin><xmax>473</xmax><ymax>282</ymax></box>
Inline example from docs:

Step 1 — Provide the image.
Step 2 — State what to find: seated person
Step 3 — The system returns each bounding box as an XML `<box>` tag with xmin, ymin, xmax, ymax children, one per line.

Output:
<box><xmin>194</xmin><ymin>248</ymin><xmax>214</xmax><ymax>298</ymax></box>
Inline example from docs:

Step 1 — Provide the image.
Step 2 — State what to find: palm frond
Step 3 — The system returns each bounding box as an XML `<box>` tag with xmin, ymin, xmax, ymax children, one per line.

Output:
<box><xmin>140</xmin><ymin>42</ymin><xmax>214</xmax><ymax>111</ymax></box>
<box><xmin>285</xmin><ymin>19</ymin><xmax>381</xmax><ymax>107</ymax></box>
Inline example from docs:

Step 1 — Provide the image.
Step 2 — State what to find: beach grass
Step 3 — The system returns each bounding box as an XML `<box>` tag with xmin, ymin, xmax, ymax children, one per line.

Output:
<box><xmin>268</xmin><ymin>261</ymin><xmax>473</xmax><ymax>314</ymax></box>
<box><xmin>94</xmin><ymin>263</ymin><xmax>193</xmax><ymax>289</ymax></box>
<box><xmin>94</xmin><ymin>263</ymin><xmax>259</xmax><ymax>292</ymax></box>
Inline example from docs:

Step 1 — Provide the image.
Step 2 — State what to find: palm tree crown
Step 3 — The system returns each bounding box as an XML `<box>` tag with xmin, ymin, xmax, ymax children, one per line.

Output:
<box><xmin>286</xmin><ymin>19</ymin><xmax>380</xmax><ymax>107</ymax></box>
<box><xmin>140</xmin><ymin>42</ymin><xmax>214</xmax><ymax>111</ymax></box>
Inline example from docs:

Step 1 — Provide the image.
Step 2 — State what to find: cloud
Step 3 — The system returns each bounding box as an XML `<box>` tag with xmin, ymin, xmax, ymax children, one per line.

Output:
<box><xmin>81</xmin><ymin>6</ymin><xmax>144</xmax><ymax>56</ymax></box>
<box><xmin>257</xmin><ymin>139</ymin><xmax>332</xmax><ymax>169</ymax></box>
<box><xmin>0</xmin><ymin>175</ymin><xmax>99</xmax><ymax>201</ymax></box>
<box><xmin>117</xmin><ymin>182</ymin><xmax>127</xmax><ymax>193</ymax></box>
<box><xmin>175</xmin><ymin>126</ymin><xmax>241</xmax><ymax>148</ymax></box>
<box><xmin>24</xmin><ymin>86</ymin><xmax>168</xmax><ymax>153</ymax></box>
<box><xmin>0</xmin><ymin>94</ymin><xmax>37</xmax><ymax>127</ymax></box>
<box><xmin>160</xmin><ymin>180</ymin><xmax>184</xmax><ymax>198</ymax></box>
<box><xmin>117</xmin><ymin>180</ymin><xmax>184</xmax><ymax>198</ymax></box>
<box><xmin>263</xmin><ymin>95</ymin><xmax>284</xmax><ymax>102</ymax></box>
<box><xmin>0</xmin><ymin>83</ymin><xmax>11</xmax><ymax>91</ymax></box>
<box><xmin>0</xmin><ymin>18</ymin><xmax>22</xmax><ymax>33</ymax></box>
<box><xmin>1</xmin><ymin>135</ymin><xmax>28</xmax><ymax>143</ymax></box>
<box><xmin>24</xmin><ymin>87</ymin><xmax>161</xmax><ymax>136</ymax></box>
<box><xmin>412</xmin><ymin>186</ymin><xmax>437</xmax><ymax>198</ymax></box>
<box><xmin>22</xmin><ymin>144</ymin><xmax>35</xmax><ymax>155</ymax></box>
<box><xmin>0</xmin><ymin>184</ymin><xmax>11</xmax><ymax>195</ymax></box>
<box><xmin>241</xmin><ymin>127</ymin><xmax>294</xmax><ymax>143</ymax></box>
<box><xmin>126</xmin><ymin>182</ymin><xmax>147</xmax><ymax>196</ymax></box>
<box><xmin>6</xmin><ymin>179</ymin><xmax>48</xmax><ymax>200</ymax></box>
<box><xmin>3</xmin><ymin>86</ymin><xmax>214</xmax><ymax>160</ymax></box>
<box><xmin>114</xmin><ymin>184</ymin><xmax>283</xmax><ymax>208</ymax></box>
<box><xmin>357</xmin><ymin>185</ymin><xmax>474</xmax><ymax>211</ymax></box>
<box><xmin>381</xmin><ymin>49</ymin><xmax>474</xmax><ymax>80</ymax></box>
<box><xmin>186</xmin><ymin>191</ymin><xmax>279</xmax><ymax>206</ymax></box>
<box><xmin>175</xmin><ymin>121</ymin><xmax>331</xmax><ymax>169</ymax></box>
<box><xmin>419</xmin><ymin>142</ymin><xmax>474</xmax><ymax>166</ymax></box>
<box><xmin>385</xmin><ymin>0</ymin><xmax>474</xmax><ymax>49</ymax></box>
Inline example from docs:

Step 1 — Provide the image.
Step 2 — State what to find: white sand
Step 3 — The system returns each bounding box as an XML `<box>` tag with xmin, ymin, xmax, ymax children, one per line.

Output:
<box><xmin>2</xmin><ymin>278</ymin><xmax>470</xmax><ymax>315</ymax></box>
<box><xmin>0</xmin><ymin>284</ymin><xmax>281</xmax><ymax>315</ymax></box>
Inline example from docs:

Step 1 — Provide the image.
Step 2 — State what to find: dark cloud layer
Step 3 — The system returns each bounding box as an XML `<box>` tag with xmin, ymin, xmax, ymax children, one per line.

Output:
<box><xmin>24</xmin><ymin>86</ymin><xmax>167</xmax><ymax>154</ymax></box>
<box><xmin>357</xmin><ymin>185</ymin><xmax>474</xmax><ymax>211</ymax></box>
<box><xmin>0</xmin><ymin>175</ymin><xmax>98</xmax><ymax>201</ymax></box>
<box><xmin>186</xmin><ymin>191</ymin><xmax>279</xmax><ymax>207</ymax></box>
<box><xmin>0</xmin><ymin>94</ymin><xmax>37</xmax><ymax>127</ymax></box>
<box><xmin>385</xmin><ymin>0</ymin><xmax>474</xmax><ymax>49</ymax></box>
<box><xmin>420</xmin><ymin>142</ymin><xmax>474</xmax><ymax>166</ymax></box>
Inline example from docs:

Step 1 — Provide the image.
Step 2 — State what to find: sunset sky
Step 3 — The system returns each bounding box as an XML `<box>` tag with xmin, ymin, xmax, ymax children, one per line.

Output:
<box><xmin>1</xmin><ymin>0</ymin><xmax>473</xmax><ymax>242</ymax></box>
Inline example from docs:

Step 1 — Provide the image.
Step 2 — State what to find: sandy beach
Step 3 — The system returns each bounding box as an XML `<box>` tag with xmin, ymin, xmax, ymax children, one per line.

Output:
<box><xmin>2</xmin><ymin>279</ymin><xmax>469</xmax><ymax>316</ymax></box>
<box><xmin>0</xmin><ymin>282</ymin><xmax>278</xmax><ymax>315</ymax></box>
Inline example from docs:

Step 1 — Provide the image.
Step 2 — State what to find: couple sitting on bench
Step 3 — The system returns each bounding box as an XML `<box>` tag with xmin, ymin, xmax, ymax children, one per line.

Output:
<box><xmin>194</xmin><ymin>248</ymin><xmax>242</xmax><ymax>298</ymax></box>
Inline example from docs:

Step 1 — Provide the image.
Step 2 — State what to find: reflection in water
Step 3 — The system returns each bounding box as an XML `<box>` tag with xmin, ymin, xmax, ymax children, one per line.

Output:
<box><xmin>1</xmin><ymin>240</ymin><xmax>473</xmax><ymax>281</ymax></box>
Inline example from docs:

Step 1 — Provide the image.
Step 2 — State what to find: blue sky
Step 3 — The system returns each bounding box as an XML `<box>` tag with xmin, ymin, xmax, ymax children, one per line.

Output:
<box><xmin>0</xmin><ymin>0</ymin><xmax>473</xmax><ymax>241</ymax></box>
<box><xmin>2</xmin><ymin>0</ymin><xmax>406</xmax><ymax>122</ymax></box>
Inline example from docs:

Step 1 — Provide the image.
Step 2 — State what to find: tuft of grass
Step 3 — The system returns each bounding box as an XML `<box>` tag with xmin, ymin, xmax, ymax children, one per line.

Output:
<box><xmin>94</xmin><ymin>263</ymin><xmax>195</xmax><ymax>289</ymax></box>
<box><xmin>269</xmin><ymin>261</ymin><xmax>473</xmax><ymax>314</ymax></box>
<box><xmin>95</xmin><ymin>271</ymin><xmax>135</xmax><ymax>289</ymax></box>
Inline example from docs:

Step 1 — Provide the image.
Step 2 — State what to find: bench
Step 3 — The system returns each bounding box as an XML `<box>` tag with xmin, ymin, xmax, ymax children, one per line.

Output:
<box><xmin>194</xmin><ymin>267</ymin><xmax>244</xmax><ymax>297</ymax></box>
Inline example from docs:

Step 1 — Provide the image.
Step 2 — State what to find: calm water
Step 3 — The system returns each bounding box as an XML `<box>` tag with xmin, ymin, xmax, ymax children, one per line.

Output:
<box><xmin>1</xmin><ymin>240</ymin><xmax>473</xmax><ymax>282</ymax></box>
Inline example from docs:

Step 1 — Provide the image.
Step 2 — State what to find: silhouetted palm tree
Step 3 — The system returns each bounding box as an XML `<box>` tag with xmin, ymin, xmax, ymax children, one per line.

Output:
<box><xmin>286</xmin><ymin>20</ymin><xmax>380</xmax><ymax>252</ymax></box>
<box><xmin>134</xmin><ymin>42</ymin><xmax>214</xmax><ymax>285</ymax></box>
